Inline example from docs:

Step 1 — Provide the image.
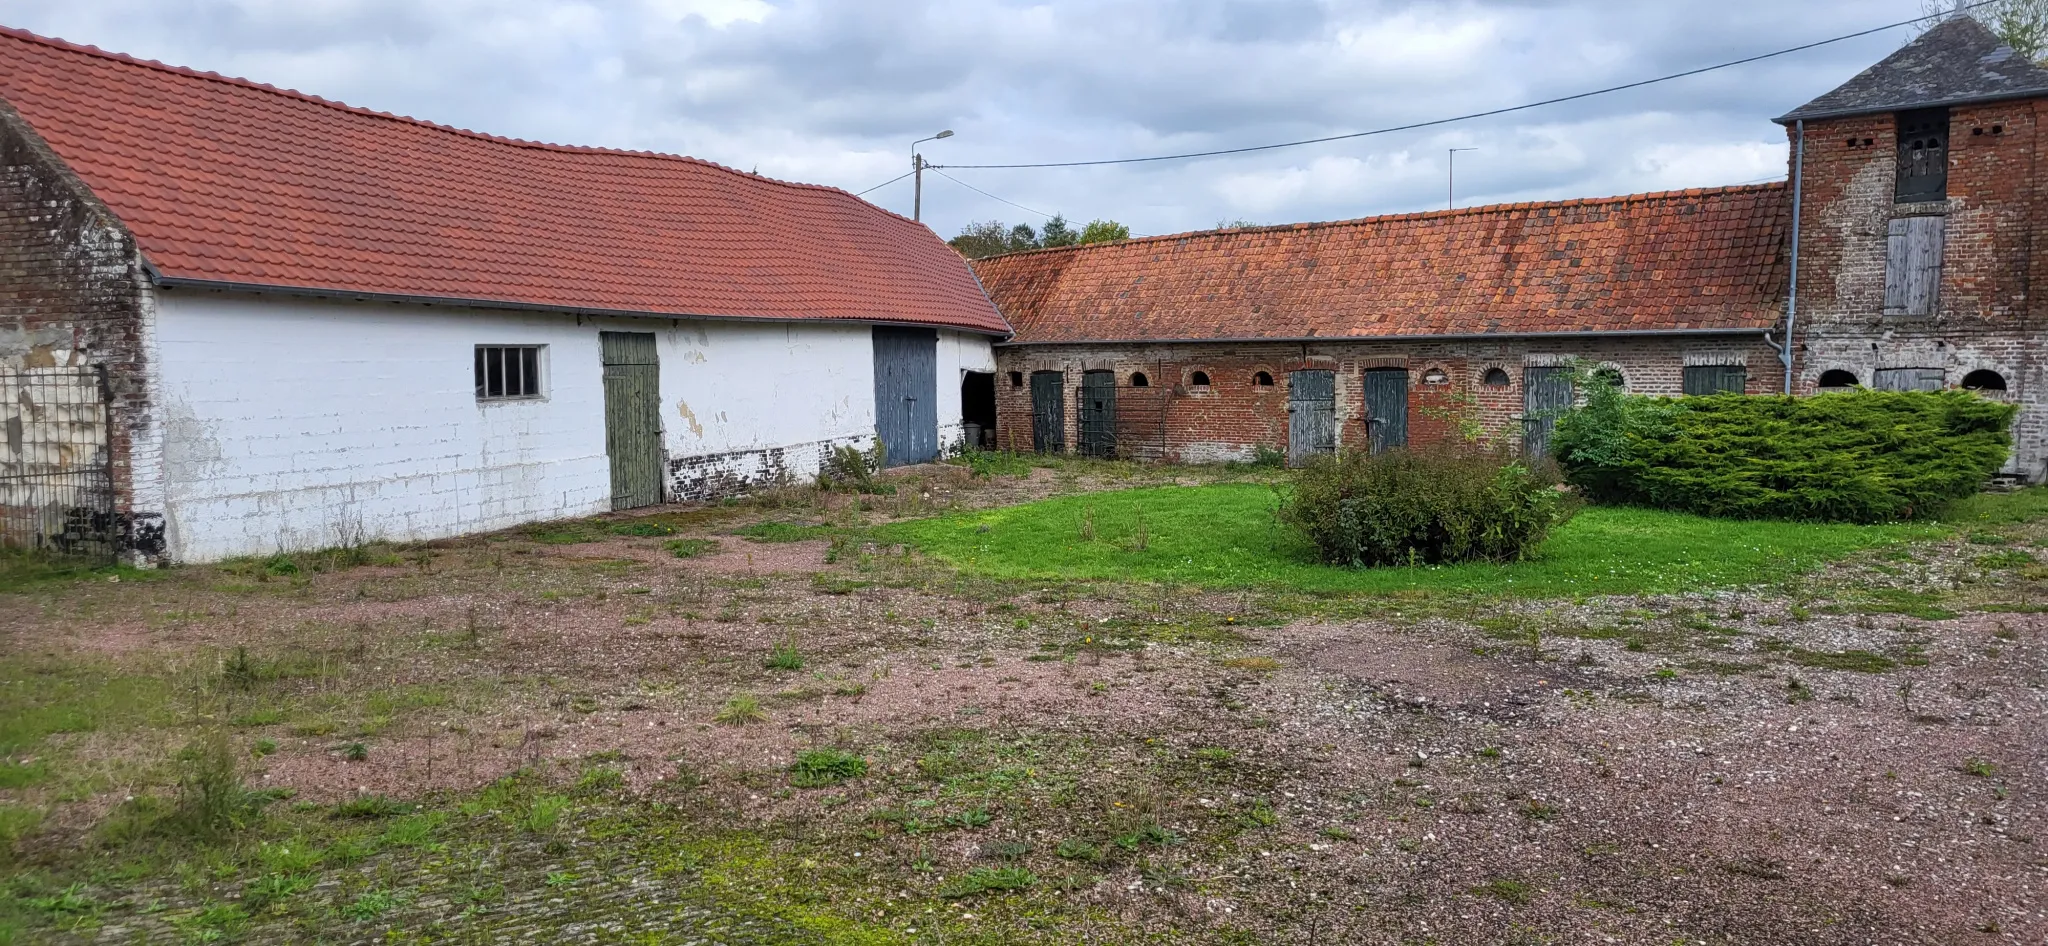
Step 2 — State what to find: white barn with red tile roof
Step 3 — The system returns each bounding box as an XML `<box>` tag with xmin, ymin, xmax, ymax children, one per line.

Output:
<box><xmin>0</xmin><ymin>26</ymin><xmax>1008</xmax><ymax>562</ymax></box>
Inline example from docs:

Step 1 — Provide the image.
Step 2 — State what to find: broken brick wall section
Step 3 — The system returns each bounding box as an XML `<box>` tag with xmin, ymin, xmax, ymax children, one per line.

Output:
<box><xmin>1789</xmin><ymin>101</ymin><xmax>2048</xmax><ymax>479</ymax></box>
<box><xmin>0</xmin><ymin>101</ymin><xmax>162</xmax><ymax>558</ymax></box>
<box><xmin>992</xmin><ymin>335</ymin><xmax>1782</xmax><ymax>463</ymax></box>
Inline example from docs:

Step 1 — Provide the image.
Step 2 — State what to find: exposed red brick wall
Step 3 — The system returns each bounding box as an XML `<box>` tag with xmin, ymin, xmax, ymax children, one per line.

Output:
<box><xmin>0</xmin><ymin>100</ymin><xmax>159</xmax><ymax>554</ymax></box>
<box><xmin>1789</xmin><ymin>100</ymin><xmax>2048</xmax><ymax>479</ymax></box>
<box><xmin>993</xmin><ymin>336</ymin><xmax>1781</xmax><ymax>462</ymax></box>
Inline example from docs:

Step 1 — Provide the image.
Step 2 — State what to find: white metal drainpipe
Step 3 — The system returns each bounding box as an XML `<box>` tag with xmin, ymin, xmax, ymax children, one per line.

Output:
<box><xmin>1784</xmin><ymin>118</ymin><xmax>1805</xmax><ymax>395</ymax></box>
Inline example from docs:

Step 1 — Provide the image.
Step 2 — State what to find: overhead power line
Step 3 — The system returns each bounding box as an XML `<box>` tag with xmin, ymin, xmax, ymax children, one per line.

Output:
<box><xmin>928</xmin><ymin>167</ymin><xmax>1054</xmax><ymax>218</ymax></box>
<box><xmin>854</xmin><ymin>169</ymin><xmax>915</xmax><ymax>196</ymax></box>
<box><xmin>933</xmin><ymin>2</ymin><xmax>1992</xmax><ymax>171</ymax></box>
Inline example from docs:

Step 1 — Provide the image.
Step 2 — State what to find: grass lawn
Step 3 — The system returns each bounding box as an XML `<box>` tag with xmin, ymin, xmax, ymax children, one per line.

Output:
<box><xmin>874</xmin><ymin>483</ymin><xmax>1967</xmax><ymax>597</ymax></box>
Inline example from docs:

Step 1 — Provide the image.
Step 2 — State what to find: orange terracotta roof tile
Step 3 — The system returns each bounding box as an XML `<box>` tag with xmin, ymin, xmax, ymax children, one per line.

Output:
<box><xmin>975</xmin><ymin>185</ymin><xmax>1788</xmax><ymax>343</ymax></box>
<box><xmin>0</xmin><ymin>26</ymin><xmax>1009</xmax><ymax>335</ymax></box>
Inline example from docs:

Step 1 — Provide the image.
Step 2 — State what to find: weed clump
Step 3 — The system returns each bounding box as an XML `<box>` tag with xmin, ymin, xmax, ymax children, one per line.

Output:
<box><xmin>819</xmin><ymin>442</ymin><xmax>891</xmax><ymax>493</ymax></box>
<box><xmin>956</xmin><ymin>447</ymin><xmax>1032</xmax><ymax>478</ymax></box>
<box><xmin>790</xmin><ymin>749</ymin><xmax>867</xmax><ymax>787</ymax></box>
<box><xmin>157</xmin><ymin>732</ymin><xmax>274</xmax><ymax>841</ymax></box>
<box><xmin>714</xmin><ymin>693</ymin><xmax>768</xmax><ymax>725</ymax></box>
<box><xmin>1281</xmin><ymin>448</ymin><xmax>1572</xmax><ymax>567</ymax></box>
<box><xmin>763</xmin><ymin>641</ymin><xmax>805</xmax><ymax>671</ymax></box>
<box><xmin>609</xmin><ymin>520</ymin><xmax>676</xmax><ymax>537</ymax></box>
<box><xmin>939</xmin><ymin>866</ymin><xmax>1035</xmax><ymax>899</ymax></box>
<box><xmin>664</xmin><ymin>538</ymin><xmax>719</xmax><ymax>559</ymax></box>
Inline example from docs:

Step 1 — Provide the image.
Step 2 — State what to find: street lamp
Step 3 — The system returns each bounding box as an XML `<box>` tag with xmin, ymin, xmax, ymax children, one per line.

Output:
<box><xmin>912</xmin><ymin>129</ymin><xmax>954</xmax><ymax>222</ymax></box>
<box><xmin>1448</xmin><ymin>147</ymin><xmax>1478</xmax><ymax>210</ymax></box>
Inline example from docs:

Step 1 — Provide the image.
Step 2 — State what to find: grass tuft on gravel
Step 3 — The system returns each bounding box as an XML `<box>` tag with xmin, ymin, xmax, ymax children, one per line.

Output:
<box><xmin>874</xmin><ymin>483</ymin><xmax>1954</xmax><ymax>598</ymax></box>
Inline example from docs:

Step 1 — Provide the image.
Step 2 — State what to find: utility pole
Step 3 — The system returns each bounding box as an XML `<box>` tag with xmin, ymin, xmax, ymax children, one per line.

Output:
<box><xmin>911</xmin><ymin>129</ymin><xmax>954</xmax><ymax>223</ymax></box>
<box><xmin>1448</xmin><ymin>147</ymin><xmax>1478</xmax><ymax>210</ymax></box>
<box><xmin>913</xmin><ymin>153</ymin><xmax>925</xmax><ymax>222</ymax></box>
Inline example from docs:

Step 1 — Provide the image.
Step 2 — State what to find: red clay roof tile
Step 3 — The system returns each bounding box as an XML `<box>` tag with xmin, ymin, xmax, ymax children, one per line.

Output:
<box><xmin>974</xmin><ymin>185</ymin><xmax>1788</xmax><ymax>343</ymax></box>
<box><xmin>0</xmin><ymin>26</ymin><xmax>1009</xmax><ymax>335</ymax></box>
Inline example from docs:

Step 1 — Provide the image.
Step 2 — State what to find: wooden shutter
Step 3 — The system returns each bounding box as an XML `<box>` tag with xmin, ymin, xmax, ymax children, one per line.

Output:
<box><xmin>1682</xmin><ymin>365</ymin><xmax>1746</xmax><ymax>396</ymax></box>
<box><xmin>1884</xmin><ymin>216</ymin><xmax>1944</xmax><ymax>317</ymax></box>
<box><xmin>1873</xmin><ymin>367</ymin><xmax>1945</xmax><ymax>392</ymax></box>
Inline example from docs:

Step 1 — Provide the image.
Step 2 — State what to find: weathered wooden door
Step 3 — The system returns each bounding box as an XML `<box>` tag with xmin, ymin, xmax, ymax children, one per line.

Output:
<box><xmin>1078</xmin><ymin>370</ymin><xmax>1117</xmax><ymax>458</ymax></box>
<box><xmin>1522</xmin><ymin>366</ymin><xmax>1574</xmax><ymax>460</ymax></box>
<box><xmin>1361</xmin><ymin>368</ymin><xmax>1409</xmax><ymax>454</ymax></box>
<box><xmin>872</xmin><ymin>327</ymin><xmax>938</xmax><ymax>466</ymax></box>
<box><xmin>1287</xmin><ymin>369</ymin><xmax>1336</xmax><ymax>465</ymax></box>
<box><xmin>1030</xmin><ymin>370</ymin><xmax>1065</xmax><ymax>453</ymax></box>
<box><xmin>600</xmin><ymin>331</ymin><xmax>664</xmax><ymax>510</ymax></box>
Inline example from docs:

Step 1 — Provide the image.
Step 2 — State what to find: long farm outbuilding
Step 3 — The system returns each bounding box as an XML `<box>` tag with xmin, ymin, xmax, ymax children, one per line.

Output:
<box><xmin>0</xmin><ymin>26</ymin><xmax>1010</xmax><ymax>563</ymax></box>
<box><xmin>972</xmin><ymin>18</ymin><xmax>2048</xmax><ymax>479</ymax></box>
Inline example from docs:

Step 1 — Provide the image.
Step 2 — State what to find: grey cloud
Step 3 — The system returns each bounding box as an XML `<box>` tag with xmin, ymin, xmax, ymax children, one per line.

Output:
<box><xmin>0</xmin><ymin>0</ymin><xmax>1930</xmax><ymax>238</ymax></box>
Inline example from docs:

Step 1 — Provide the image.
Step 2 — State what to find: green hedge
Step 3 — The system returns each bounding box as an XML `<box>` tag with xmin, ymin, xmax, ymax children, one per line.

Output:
<box><xmin>1552</xmin><ymin>385</ymin><xmax>2015</xmax><ymax>522</ymax></box>
<box><xmin>1280</xmin><ymin>449</ymin><xmax>1576</xmax><ymax>567</ymax></box>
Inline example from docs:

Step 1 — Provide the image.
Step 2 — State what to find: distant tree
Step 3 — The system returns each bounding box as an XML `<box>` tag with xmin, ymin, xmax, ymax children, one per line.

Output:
<box><xmin>1924</xmin><ymin>0</ymin><xmax>2048</xmax><ymax>60</ymax></box>
<box><xmin>948</xmin><ymin>220</ymin><xmax>1048</xmax><ymax>259</ymax></box>
<box><xmin>1215</xmin><ymin>218</ymin><xmax>1260</xmax><ymax>230</ymax></box>
<box><xmin>1077</xmin><ymin>219</ymin><xmax>1132</xmax><ymax>245</ymax></box>
<box><xmin>1041</xmin><ymin>214</ymin><xmax>1079</xmax><ymax>247</ymax></box>
<box><xmin>948</xmin><ymin>220</ymin><xmax>1014</xmax><ymax>259</ymax></box>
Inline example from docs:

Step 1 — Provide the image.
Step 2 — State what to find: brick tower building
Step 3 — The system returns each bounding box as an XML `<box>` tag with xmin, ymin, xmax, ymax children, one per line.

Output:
<box><xmin>1783</xmin><ymin>16</ymin><xmax>2048</xmax><ymax>478</ymax></box>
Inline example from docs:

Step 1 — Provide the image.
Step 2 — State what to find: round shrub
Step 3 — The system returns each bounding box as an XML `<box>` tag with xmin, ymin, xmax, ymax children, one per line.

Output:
<box><xmin>1553</xmin><ymin>385</ymin><xmax>2015</xmax><ymax>523</ymax></box>
<box><xmin>1279</xmin><ymin>449</ymin><xmax>1575</xmax><ymax>567</ymax></box>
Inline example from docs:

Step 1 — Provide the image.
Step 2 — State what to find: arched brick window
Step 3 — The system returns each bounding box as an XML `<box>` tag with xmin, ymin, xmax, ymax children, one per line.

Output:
<box><xmin>1252</xmin><ymin>371</ymin><xmax>1274</xmax><ymax>386</ymax></box>
<box><xmin>1817</xmin><ymin>369</ymin><xmax>1858</xmax><ymax>389</ymax></box>
<box><xmin>1481</xmin><ymin>367</ymin><xmax>1511</xmax><ymax>387</ymax></box>
<box><xmin>1131</xmin><ymin>372</ymin><xmax>1150</xmax><ymax>387</ymax></box>
<box><xmin>1962</xmin><ymin>369</ymin><xmax>2008</xmax><ymax>392</ymax></box>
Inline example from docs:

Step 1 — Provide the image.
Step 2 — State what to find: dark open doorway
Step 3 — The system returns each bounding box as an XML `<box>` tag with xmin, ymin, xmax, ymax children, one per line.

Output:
<box><xmin>961</xmin><ymin>371</ymin><xmax>996</xmax><ymax>449</ymax></box>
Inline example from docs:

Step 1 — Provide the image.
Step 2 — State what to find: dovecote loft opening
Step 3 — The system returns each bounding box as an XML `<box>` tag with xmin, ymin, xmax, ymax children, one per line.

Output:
<box><xmin>1895</xmin><ymin>107</ymin><xmax>1949</xmax><ymax>203</ymax></box>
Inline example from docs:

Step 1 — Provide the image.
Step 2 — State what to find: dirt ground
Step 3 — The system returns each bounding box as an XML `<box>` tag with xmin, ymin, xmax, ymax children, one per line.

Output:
<box><xmin>2</xmin><ymin>460</ymin><xmax>2043</xmax><ymax>945</ymax></box>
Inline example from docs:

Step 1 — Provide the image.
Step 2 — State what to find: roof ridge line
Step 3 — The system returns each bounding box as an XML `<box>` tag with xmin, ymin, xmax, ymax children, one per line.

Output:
<box><xmin>0</xmin><ymin>23</ymin><xmax>902</xmax><ymax>210</ymax></box>
<box><xmin>976</xmin><ymin>181</ymin><xmax>1788</xmax><ymax>261</ymax></box>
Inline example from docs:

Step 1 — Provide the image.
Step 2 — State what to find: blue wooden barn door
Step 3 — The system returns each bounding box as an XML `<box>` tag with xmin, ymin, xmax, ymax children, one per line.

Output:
<box><xmin>872</xmin><ymin>327</ymin><xmax>939</xmax><ymax>467</ymax></box>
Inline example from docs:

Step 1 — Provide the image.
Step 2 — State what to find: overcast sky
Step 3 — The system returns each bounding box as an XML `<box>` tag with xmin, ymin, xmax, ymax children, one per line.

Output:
<box><xmin>0</xmin><ymin>0</ymin><xmax>1938</xmax><ymax>239</ymax></box>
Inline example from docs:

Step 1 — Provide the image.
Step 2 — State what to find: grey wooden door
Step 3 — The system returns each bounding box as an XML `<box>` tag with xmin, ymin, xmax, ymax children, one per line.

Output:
<box><xmin>1030</xmin><ymin>370</ymin><xmax>1065</xmax><ymax>453</ymax></box>
<box><xmin>1078</xmin><ymin>370</ymin><xmax>1117</xmax><ymax>458</ymax></box>
<box><xmin>600</xmin><ymin>331</ymin><xmax>664</xmax><ymax>510</ymax></box>
<box><xmin>1287</xmin><ymin>369</ymin><xmax>1336</xmax><ymax>465</ymax></box>
<box><xmin>1522</xmin><ymin>366</ymin><xmax>1574</xmax><ymax>459</ymax></box>
<box><xmin>872</xmin><ymin>327</ymin><xmax>938</xmax><ymax>466</ymax></box>
<box><xmin>1884</xmin><ymin>215</ymin><xmax>1945</xmax><ymax>317</ymax></box>
<box><xmin>1362</xmin><ymin>368</ymin><xmax>1409</xmax><ymax>454</ymax></box>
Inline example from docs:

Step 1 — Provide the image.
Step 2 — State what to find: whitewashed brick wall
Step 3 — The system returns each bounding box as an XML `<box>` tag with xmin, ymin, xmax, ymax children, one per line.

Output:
<box><xmin>149</xmin><ymin>291</ymin><xmax>993</xmax><ymax>561</ymax></box>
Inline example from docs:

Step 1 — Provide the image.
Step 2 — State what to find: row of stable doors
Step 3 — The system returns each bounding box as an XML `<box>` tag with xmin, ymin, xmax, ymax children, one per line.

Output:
<box><xmin>1027</xmin><ymin>366</ymin><xmax>1578</xmax><ymax>462</ymax></box>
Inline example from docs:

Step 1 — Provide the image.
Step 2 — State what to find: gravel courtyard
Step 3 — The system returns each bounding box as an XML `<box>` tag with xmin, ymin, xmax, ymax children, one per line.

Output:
<box><xmin>2</xmin><ymin>461</ymin><xmax>2042</xmax><ymax>945</ymax></box>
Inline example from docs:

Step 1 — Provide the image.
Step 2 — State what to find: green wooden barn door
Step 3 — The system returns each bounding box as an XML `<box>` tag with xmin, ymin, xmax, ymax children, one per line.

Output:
<box><xmin>1030</xmin><ymin>371</ymin><xmax>1066</xmax><ymax>453</ymax></box>
<box><xmin>1077</xmin><ymin>370</ymin><xmax>1117</xmax><ymax>458</ymax></box>
<box><xmin>600</xmin><ymin>331</ymin><xmax>664</xmax><ymax>510</ymax></box>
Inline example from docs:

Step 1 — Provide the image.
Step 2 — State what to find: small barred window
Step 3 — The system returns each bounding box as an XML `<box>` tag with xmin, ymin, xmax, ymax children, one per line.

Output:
<box><xmin>476</xmin><ymin>345</ymin><xmax>544</xmax><ymax>400</ymax></box>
